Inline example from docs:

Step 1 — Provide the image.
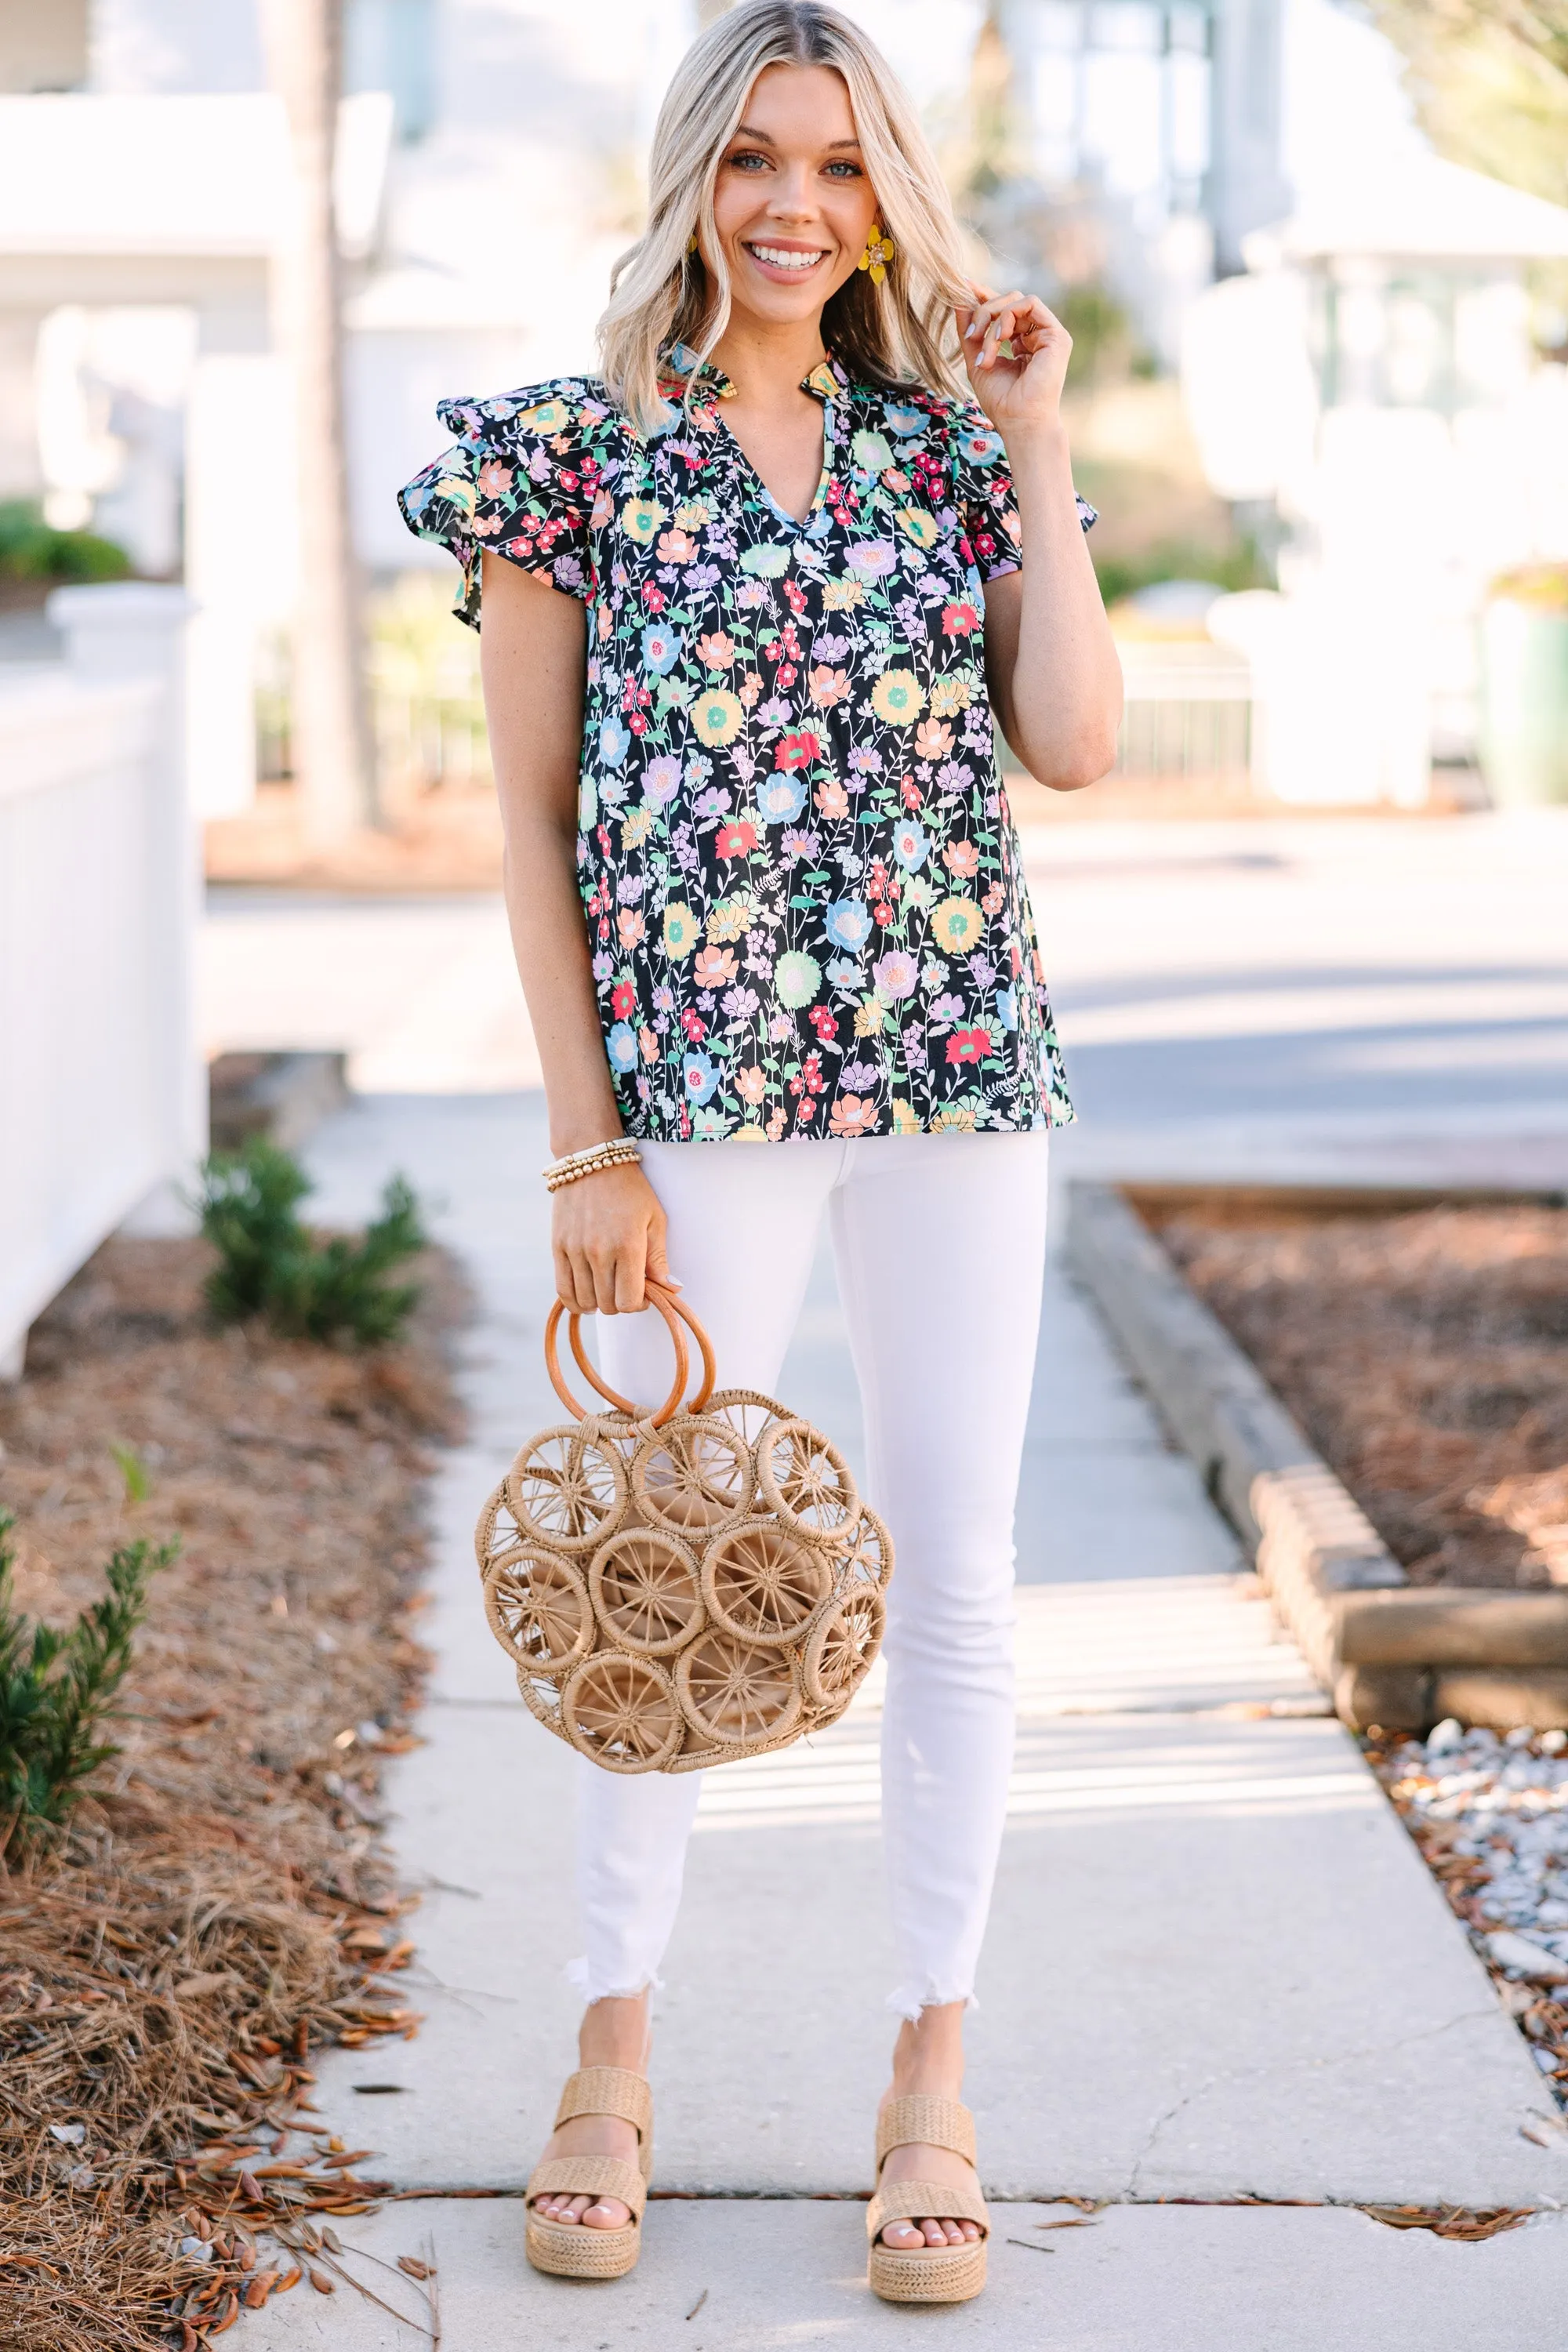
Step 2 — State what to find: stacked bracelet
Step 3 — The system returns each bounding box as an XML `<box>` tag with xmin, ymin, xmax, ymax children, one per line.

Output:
<box><xmin>544</xmin><ymin>1138</ymin><xmax>642</xmax><ymax>1192</ymax></box>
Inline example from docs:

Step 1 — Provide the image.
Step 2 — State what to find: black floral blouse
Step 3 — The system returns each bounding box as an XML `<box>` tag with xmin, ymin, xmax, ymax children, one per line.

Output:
<box><xmin>398</xmin><ymin>345</ymin><xmax>1093</xmax><ymax>1141</ymax></box>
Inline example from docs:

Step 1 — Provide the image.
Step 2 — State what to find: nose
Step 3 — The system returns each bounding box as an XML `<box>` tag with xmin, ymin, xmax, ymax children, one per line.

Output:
<box><xmin>766</xmin><ymin>161</ymin><xmax>818</xmax><ymax>224</ymax></box>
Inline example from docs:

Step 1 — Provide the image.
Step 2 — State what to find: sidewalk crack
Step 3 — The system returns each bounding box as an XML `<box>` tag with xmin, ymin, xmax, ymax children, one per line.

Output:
<box><xmin>1125</xmin><ymin>2004</ymin><xmax>1499</xmax><ymax>2197</ymax></box>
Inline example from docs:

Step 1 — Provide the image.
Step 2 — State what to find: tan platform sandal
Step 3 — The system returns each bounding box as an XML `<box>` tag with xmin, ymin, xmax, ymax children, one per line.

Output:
<box><xmin>524</xmin><ymin>2065</ymin><xmax>653</xmax><ymax>2281</ymax></box>
<box><xmin>866</xmin><ymin>2095</ymin><xmax>989</xmax><ymax>2306</ymax></box>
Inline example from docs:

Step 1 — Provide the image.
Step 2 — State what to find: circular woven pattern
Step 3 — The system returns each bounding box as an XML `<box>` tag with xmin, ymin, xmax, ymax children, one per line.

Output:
<box><xmin>757</xmin><ymin>1418</ymin><xmax>861</xmax><ymax>1549</ymax></box>
<box><xmin>840</xmin><ymin>1508</ymin><xmax>894</xmax><ymax>1592</ymax></box>
<box><xmin>804</xmin><ymin>1586</ymin><xmax>887</xmax><ymax>1709</ymax></box>
<box><xmin>700</xmin><ymin>1519</ymin><xmax>833</xmax><ymax>1647</ymax></box>
<box><xmin>677</xmin><ymin>1628</ymin><xmax>803</xmax><ymax>1748</ymax></box>
<box><xmin>475</xmin><ymin>1292</ymin><xmax>891</xmax><ymax>1773</ymax></box>
<box><xmin>484</xmin><ymin>1548</ymin><xmax>593</xmax><ymax>1675</ymax></box>
<box><xmin>517</xmin><ymin>1664</ymin><xmax>567</xmax><ymax>1733</ymax></box>
<box><xmin>561</xmin><ymin>1651</ymin><xmax>684</xmax><ymax>1773</ymax></box>
<box><xmin>506</xmin><ymin>1426</ymin><xmax>627</xmax><ymax>1555</ymax></box>
<box><xmin>631</xmin><ymin>1415</ymin><xmax>753</xmax><ymax>1539</ymax></box>
<box><xmin>590</xmin><ymin>1528</ymin><xmax>705</xmax><ymax>1658</ymax></box>
<box><xmin>474</xmin><ymin>1486</ymin><xmax>526</xmax><ymax>1577</ymax></box>
<box><xmin>702</xmin><ymin>1388</ymin><xmax>789</xmax><ymax>1454</ymax></box>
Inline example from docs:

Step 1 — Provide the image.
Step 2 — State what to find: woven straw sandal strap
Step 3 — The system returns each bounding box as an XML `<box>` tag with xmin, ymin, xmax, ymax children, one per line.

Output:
<box><xmin>525</xmin><ymin>2154</ymin><xmax>646</xmax><ymax>2220</ymax></box>
<box><xmin>866</xmin><ymin>2177</ymin><xmax>990</xmax><ymax>2243</ymax></box>
<box><xmin>875</xmin><ymin>2096</ymin><xmax>977</xmax><ymax>2171</ymax></box>
<box><xmin>554</xmin><ymin>2067</ymin><xmax>652</xmax><ymax>2142</ymax></box>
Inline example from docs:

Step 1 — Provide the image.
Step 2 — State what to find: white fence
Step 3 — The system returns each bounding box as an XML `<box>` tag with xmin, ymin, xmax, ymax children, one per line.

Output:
<box><xmin>1112</xmin><ymin>639</ymin><xmax>1254</xmax><ymax>786</ymax></box>
<box><xmin>0</xmin><ymin>586</ymin><xmax>202</xmax><ymax>1377</ymax></box>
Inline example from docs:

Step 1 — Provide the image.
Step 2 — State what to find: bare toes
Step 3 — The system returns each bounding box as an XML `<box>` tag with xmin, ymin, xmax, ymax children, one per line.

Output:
<box><xmin>922</xmin><ymin>2218</ymin><xmax>946</xmax><ymax>2245</ymax></box>
<box><xmin>582</xmin><ymin>2198</ymin><xmax>630</xmax><ymax>2231</ymax></box>
<box><xmin>883</xmin><ymin>2222</ymin><xmax>923</xmax><ymax>2248</ymax></box>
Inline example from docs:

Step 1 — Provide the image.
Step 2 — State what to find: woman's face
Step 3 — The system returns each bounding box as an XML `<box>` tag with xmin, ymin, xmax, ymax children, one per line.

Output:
<box><xmin>706</xmin><ymin>63</ymin><xmax>880</xmax><ymax>332</ymax></box>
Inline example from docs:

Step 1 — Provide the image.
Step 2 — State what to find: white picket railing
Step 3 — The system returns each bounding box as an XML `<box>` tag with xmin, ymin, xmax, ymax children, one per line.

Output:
<box><xmin>1112</xmin><ymin>637</ymin><xmax>1254</xmax><ymax>786</ymax></box>
<box><xmin>0</xmin><ymin>585</ymin><xmax>203</xmax><ymax>1377</ymax></box>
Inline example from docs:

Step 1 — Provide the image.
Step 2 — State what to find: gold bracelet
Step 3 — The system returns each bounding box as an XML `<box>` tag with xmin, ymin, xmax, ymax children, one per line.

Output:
<box><xmin>544</xmin><ymin>1139</ymin><xmax>642</xmax><ymax>1192</ymax></box>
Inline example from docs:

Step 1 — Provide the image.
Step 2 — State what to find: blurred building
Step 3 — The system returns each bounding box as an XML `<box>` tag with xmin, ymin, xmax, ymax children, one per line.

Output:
<box><xmin>0</xmin><ymin>0</ymin><xmax>691</xmax><ymax>813</ymax></box>
<box><xmin>3</xmin><ymin>0</ymin><xmax>1566</xmax><ymax>808</ymax></box>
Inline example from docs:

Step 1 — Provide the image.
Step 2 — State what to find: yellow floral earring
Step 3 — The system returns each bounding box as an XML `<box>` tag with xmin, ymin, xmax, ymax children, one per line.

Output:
<box><xmin>687</xmin><ymin>230</ymin><xmax>699</xmax><ymax>256</ymax></box>
<box><xmin>858</xmin><ymin>223</ymin><xmax>895</xmax><ymax>284</ymax></box>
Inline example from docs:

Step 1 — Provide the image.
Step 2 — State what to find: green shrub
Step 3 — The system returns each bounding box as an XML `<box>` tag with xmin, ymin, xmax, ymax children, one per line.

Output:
<box><xmin>198</xmin><ymin>1138</ymin><xmax>426</xmax><ymax>1346</ymax></box>
<box><xmin>0</xmin><ymin>499</ymin><xmax>132</xmax><ymax>584</ymax></box>
<box><xmin>0</xmin><ymin>1512</ymin><xmax>176</xmax><ymax>1842</ymax></box>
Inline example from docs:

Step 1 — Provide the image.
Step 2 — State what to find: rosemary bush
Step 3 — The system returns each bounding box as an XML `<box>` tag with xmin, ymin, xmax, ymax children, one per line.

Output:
<box><xmin>198</xmin><ymin>1138</ymin><xmax>426</xmax><ymax>1346</ymax></box>
<box><xmin>0</xmin><ymin>1512</ymin><xmax>175</xmax><ymax>1840</ymax></box>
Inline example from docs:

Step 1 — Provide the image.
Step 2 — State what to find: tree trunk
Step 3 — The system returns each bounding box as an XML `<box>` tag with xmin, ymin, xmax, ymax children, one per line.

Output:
<box><xmin>261</xmin><ymin>0</ymin><xmax>375</xmax><ymax>844</ymax></box>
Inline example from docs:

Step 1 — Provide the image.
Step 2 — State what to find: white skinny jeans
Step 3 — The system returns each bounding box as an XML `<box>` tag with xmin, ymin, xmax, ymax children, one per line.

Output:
<box><xmin>572</xmin><ymin>1131</ymin><xmax>1050</xmax><ymax>2021</ymax></box>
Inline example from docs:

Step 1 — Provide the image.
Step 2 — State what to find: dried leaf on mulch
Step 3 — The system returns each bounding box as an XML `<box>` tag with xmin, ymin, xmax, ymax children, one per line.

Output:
<box><xmin>1156</xmin><ymin>1203</ymin><xmax>1568</xmax><ymax>1588</ymax></box>
<box><xmin>0</xmin><ymin>1233</ymin><xmax>466</xmax><ymax>2352</ymax></box>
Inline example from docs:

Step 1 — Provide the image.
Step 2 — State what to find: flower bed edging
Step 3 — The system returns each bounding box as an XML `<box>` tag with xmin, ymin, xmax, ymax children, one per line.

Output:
<box><xmin>1065</xmin><ymin>1181</ymin><xmax>1568</xmax><ymax>1734</ymax></box>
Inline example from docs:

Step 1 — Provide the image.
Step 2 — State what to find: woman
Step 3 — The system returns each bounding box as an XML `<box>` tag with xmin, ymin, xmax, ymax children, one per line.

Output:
<box><xmin>400</xmin><ymin>0</ymin><xmax>1120</xmax><ymax>2307</ymax></box>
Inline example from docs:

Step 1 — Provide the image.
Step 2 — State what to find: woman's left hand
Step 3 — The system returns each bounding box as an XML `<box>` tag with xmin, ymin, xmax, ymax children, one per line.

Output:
<box><xmin>956</xmin><ymin>285</ymin><xmax>1071</xmax><ymax>438</ymax></box>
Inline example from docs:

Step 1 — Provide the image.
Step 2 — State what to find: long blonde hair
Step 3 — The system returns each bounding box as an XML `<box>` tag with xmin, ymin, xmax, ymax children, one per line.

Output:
<box><xmin>598</xmin><ymin>0</ymin><xmax>972</xmax><ymax>435</ymax></box>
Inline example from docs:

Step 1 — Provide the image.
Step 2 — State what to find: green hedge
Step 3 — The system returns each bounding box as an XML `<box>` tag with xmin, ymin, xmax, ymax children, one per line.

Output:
<box><xmin>0</xmin><ymin>499</ymin><xmax>132</xmax><ymax>585</ymax></box>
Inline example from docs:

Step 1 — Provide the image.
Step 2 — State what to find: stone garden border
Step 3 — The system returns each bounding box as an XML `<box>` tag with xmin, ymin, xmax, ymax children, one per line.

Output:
<box><xmin>1065</xmin><ymin>1180</ymin><xmax>1568</xmax><ymax>1735</ymax></box>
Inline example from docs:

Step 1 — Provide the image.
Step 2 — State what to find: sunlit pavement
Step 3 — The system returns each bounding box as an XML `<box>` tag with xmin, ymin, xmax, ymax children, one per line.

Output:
<box><xmin>222</xmin><ymin>815</ymin><xmax>1568</xmax><ymax>2346</ymax></box>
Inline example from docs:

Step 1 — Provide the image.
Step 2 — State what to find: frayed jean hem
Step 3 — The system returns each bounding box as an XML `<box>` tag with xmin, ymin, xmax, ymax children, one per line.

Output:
<box><xmin>564</xmin><ymin>1958</ymin><xmax>662</xmax><ymax>2002</ymax></box>
<box><xmin>886</xmin><ymin>1985</ymin><xmax>980</xmax><ymax>2024</ymax></box>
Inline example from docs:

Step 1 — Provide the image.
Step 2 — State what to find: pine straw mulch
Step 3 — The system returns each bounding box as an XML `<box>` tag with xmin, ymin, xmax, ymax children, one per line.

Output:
<box><xmin>0</xmin><ymin>1233</ymin><xmax>466</xmax><ymax>2352</ymax></box>
<box><xmin>1151</xmin><ymin>1200</ymin><xmax>1568</xmax><ymax>1590</ymax></box>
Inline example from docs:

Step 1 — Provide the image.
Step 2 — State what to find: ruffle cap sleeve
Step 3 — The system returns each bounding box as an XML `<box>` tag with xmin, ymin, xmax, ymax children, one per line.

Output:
<box><xmin>943</xmin><ymin>401</ymin><xmax>1096</xmax><ymax>583</ymax></box>
<box><xmin>396</xmin><ymin>380</ymin><xmax>617</xmax><ymax>626</ymax></box>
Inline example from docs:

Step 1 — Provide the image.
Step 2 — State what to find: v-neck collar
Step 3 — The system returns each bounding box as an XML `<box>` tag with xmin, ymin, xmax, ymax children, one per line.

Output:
<box><xmin>657</xmin><ymin>343</ymin><xmax>844</xmax><ymax>528</ymax></box>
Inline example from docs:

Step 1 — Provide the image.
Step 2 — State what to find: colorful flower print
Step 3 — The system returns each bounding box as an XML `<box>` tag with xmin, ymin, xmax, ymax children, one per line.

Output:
<box><xmin>691</xmin><ymin>688</ymin><xmax>745</xmax><ymax>747</ymax></box>
<box><xmin>824</xmin><ymin>898</ymin><xmax>873</xmax><ymax>952</ymax></box>
<box><xmin>775</xmin><ymin>950</ymin><xmax>823</xmax><ymax>1009</ymax></box>
<box><xmin>642</xmin><ymin>622</ymin><xmax>683</xmax><ymax>674</ymax></box>
<box><xmin>873</xmin><ymin>949</ymin><xmax>920</xmax><ymax>1001</ymax></box>
<box><xmin>663</xmin><ymin>902</ymin><xmax>699</xmax><ymax>958</ymax></box>
<box><xmin>932</xmin><ymin>897</ymin><xmax>985</xmax><ymax>954</ymax></box>
<box><xmin>871</xmin><ymin>670</ymin><xmax>924</xmax><ymax>727</ymax></box>
<box><xmin>892</xmin><ymin>819</ymin><xmax>931</xmax><ymax>871</ymax></box>
<box><xmin>399</xmin><ymin>349</ymin><xmax>1097</xmax><ymax>1140</ymax></box>
<box><xmin>757</xmin><ymin>773</ymin><xmax>808</xmax><ymax>824</ymax></box>
<box><xmin>622</xmin><ymin>496</ymin><xmax>665</xmax><ymax>542</ymax></box>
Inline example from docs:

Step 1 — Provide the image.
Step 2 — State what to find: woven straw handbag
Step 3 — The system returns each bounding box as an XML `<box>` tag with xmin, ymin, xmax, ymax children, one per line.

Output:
<box><xmin>474</xmin><ymin>1279</ymin><xmax>892</xmax><ymax>1773</ymax></box>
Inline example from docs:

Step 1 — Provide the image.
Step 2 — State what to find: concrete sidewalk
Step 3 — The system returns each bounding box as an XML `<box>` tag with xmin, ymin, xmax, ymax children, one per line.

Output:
<box><xmin>241</xmin><ymin>1090</ymin><xmax>1566</xmax><ymax>2348</ymax></box>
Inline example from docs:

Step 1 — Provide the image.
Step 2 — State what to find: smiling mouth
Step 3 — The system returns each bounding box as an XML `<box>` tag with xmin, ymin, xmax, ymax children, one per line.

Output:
<box><xmin>745</xmin><ymin>242</ymin><xmax>829</xmax><ymax>274</ymax></box>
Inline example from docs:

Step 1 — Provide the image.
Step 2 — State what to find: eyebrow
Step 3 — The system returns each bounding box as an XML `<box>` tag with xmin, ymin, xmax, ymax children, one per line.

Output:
<box><xmin>731</xmin><ymin>124</ymin><xmax>862</xmax><ymax>150</ymax></box>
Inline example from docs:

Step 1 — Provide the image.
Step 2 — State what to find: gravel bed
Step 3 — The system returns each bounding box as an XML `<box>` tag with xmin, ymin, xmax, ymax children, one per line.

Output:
<box><xmin>1371</xmin><ymin>1721</ymin><xmax>1568</xmax><ymax>2118</ymax></box>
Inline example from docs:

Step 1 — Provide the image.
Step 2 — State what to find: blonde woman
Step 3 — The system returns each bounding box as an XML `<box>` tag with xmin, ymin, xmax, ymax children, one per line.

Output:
<box><xmin>400</xmin><ymin>0</ymin><xmax>1120</xmax><ymax>2307</ymax></box>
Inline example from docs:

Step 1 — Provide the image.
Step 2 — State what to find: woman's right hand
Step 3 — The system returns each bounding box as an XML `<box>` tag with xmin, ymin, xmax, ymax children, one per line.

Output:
<box><xmin>551</xmin><ymin>1160</ymin><xmax>674</xmax><ymax>1314</ymax></box>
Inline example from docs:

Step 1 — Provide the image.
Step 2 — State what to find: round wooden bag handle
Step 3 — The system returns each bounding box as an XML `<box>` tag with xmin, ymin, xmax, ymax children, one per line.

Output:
<box><xmin>543</xmin><ymin>1279</ymin><xmax>717</xmax><ymax>1428</ymax></box>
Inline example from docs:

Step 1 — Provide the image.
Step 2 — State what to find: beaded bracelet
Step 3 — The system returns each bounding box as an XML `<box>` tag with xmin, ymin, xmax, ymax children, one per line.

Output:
<box><xmin>544</xmin><ymin>1138</ymin><xmax>642</xmax><ymax>1193</ymax></box>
